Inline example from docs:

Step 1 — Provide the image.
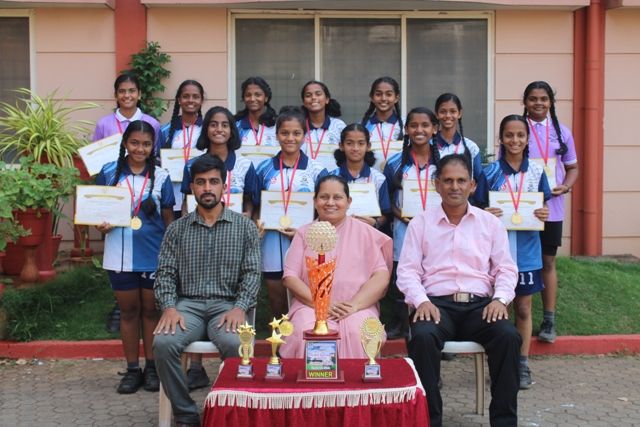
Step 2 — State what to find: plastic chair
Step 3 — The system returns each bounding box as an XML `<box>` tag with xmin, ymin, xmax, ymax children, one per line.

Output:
<box><xmin>441</xmin><ymin>340</ymin><xmax>486</xmax><ymax>416</ymax></box>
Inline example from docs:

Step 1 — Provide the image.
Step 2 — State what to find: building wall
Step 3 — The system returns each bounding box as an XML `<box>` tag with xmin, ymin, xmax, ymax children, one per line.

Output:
<box><xmin>603</xmin><ymin>8</ymin><xmax>640</xmax><ymax>257</ymax></box>
<box><xmin>494</xmin><ymin>9</ymin><xmax>575</xmax><ymax>255</ymax></box>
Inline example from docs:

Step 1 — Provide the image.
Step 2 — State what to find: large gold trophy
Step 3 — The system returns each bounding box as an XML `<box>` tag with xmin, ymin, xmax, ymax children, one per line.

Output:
<box><xmin>297</xmin><ymin>221</ymin><xmax>344</xmax><ymax>382</ymax></box>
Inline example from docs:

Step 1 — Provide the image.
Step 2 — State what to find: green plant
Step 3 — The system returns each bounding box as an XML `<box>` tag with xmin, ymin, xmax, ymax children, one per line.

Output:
<box><xmin>0</xmin><ymin>162</ymin><xmax>29</xmax><ymax>251</ymax></box>
<box><xmin>0</xmin><ymin>88</ymin><xmax>96</xmax><ymax>167</ymax></box>
<box><xmin>126</xmin><ymin>41</ymin><xmax>172</xmax><ymax>119</ymax></box>
<box><xmin>0</xmin><ymin>220</ymin><xmax>29</xmax><ymax>252</ymax></box>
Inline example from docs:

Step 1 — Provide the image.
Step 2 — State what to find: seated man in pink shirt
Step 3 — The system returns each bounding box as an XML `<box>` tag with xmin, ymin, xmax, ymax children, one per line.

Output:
<box><xmin>397</xmin><ymin>154</ymin><xmax>520</xmax><ymax>427</ymax></box>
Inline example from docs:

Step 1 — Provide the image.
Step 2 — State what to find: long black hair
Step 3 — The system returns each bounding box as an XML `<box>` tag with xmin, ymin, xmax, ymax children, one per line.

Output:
<box><xmin>361</xmin><ymin>77</ymin><xmax>404</xmax><ymax>140</ymax></box>
<box><xmin>196</xmin><ymin>106</ymin><xmax>241</xmax><ymax>152</ymax></box>
<box><xmin>300</xmin><ymin>80</ymin><xmax>342</xmax><ymax>118</ymax></box>
<box><xmin>234</xmin><ymin>76</ymin><xmax>277</xmax><ymax>127</ymax></box>
<box><xmin>111</xmin><ymin>120</ymin><xmax>158</xmax><ymax>217</ymax></box>
<box><xmin>164</xmin><ymin>80</ymin><xmax>204</xmax><ymax>149</ymax></box>
<box><xmin>434</xmin><ymin>93</ymin><xmax>473</xmax><ymax>168</ymax></box>
<box><xmin>333</xmin><ymin>123</ymin><xmax>376</xmax><ymax>167</ymax></box>
<box><xmin>522</xmin><ymin>80</ymin><xmax>568</xmax><ymax>155</ymax></box>
<box><xmin>113</xmin><ymin>73</ymin><xmax>142</xmax><ymax>110</ymax></box>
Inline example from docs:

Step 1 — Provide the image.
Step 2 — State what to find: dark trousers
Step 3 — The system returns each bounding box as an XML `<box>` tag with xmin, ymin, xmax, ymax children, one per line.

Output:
<box><xmin>408</xmin><ymin>297</ymin><xmax>521</xmax><ymax>427</ymax></box>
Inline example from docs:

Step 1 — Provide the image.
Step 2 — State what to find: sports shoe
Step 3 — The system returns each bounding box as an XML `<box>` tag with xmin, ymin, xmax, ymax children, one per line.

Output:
<box><xmin>117</xmin><ymin>368</ymin><xmax>143</xmax><ymax>394</ymax></box>
<box><xmin>187</xmin><ymin>367</ymin><xmax>210</xmax><ymax>391</ymax></box>
<box><xmin>143</xmin><ymin>365</ymin><xmax>160</xmax><ymax>392</ymax></box>
<box><xmin>538</xmin><ymin>320</ymin><xmax>557</xmax><ymax>343</ymax></box>
<box><xmin>519</xmin><ymin>365</ymin><xmax>533</xmax><ymax>390</ymax></box>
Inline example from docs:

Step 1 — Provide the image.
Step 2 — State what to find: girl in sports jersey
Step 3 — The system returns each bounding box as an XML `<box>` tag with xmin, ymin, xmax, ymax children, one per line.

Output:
<box><xmin>234</xmin><ymin>76</ymin><xmax>278</xmax><ymax>147</ymax></box>
<box><xmin>95</xmin><ymin>120</ymin><xmax>174</xmax><ymax>394</ymax></box>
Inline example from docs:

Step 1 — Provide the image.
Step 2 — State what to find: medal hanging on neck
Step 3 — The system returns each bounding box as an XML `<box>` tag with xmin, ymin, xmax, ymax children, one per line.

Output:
<box><xmin>527</xmin><ymin>117</ymin><xmax>552</xmax><ymax>177</ymax></box>
<box><xmin>125</xmin><ymin>172</ymin><xmax>150</xmax><ymax>231</ymax></box>
<box><xmin>279</xmin><ymin>154</ymin><xmax>301</xmax><ymax>228</ymax></box>
<box><xmin>376</xmin><ymin>122</ymin><xmax>396</xmax><ymax>163</ymax></box>
<box><xmin>114</xmin><ymin>114</ymin><xmax>124</xmax><ymax>135</ymax></box>
<box><xmin>412</xmin><ymin>152</ymin><xmax>429</xmax><ymax>211</ymax></box>
<box><xmin>249</xmin><ymin>119</ymin><xmax>265</xmax><ymax>146</ymax></box>
<box><xmin>306</xmin><ymin>118</ymin><xmax>327</xmax><ymax>160</ymax></box>
<box><xmin>182</xmin><ymin>120</ymin><xmax>195</xmax><ymax>162</ymax></box>
<box><xmin>504</xmin><ymin>171</ymin><xmax>525</xmax><ymax>225</ymax></box>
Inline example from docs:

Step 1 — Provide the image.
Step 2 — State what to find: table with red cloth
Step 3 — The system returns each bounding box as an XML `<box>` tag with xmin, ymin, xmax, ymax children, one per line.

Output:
<box><xmin>202</xmin><ymin>357</ymin><xmax>429</xmax><ymax>427</ymax></box>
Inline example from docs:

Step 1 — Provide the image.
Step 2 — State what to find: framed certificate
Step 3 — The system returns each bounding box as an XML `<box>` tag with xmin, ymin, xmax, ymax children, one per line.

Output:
<box><xmin>401</xmin><ymin>179</ymin><xmax>442</xmax><ymax>218</ymax></box>
<box><xmin>237</xmin><ymin>145</ymin><xmax>280</xmax><ymax>167</ymax></box>
<box><xmin>489</xmin><ymin>191</ymin><xmax>544</xmax><ymax>231</ymax></box>
<box><xmin>74</xmin><ymin>185</ymin><xmax>131</xmax><ymax>227</ymax></box>
<box><xmin>186</xmin><ymin>193</ymin><xmax>243</xmax><ymax>214</ymax></box>
<box><xmin>530</xmin><ymin>157</ymin><xmax>557</xmax><ymax>190</ymax></box>
<box><xmin>160</xmin><ymin>148</ymin><xmax>204</xmax><ymax>182</ymax></box>
<box><xmin>370</xmin><ymin>140</ymin><xmax>403</xmax><ymax>171</ymax></box>
<box><xmin>260</xmin><ymin>191</ymin><xmax>314</xmax><ymax>230</ymax></box>
<box><xmin>78</xmin><ymin>134</ymin><xmax>122</xmax><ymax>176</ymax></box>
<box><xmin>347</xmin><ymin>183</ymin><xmax>381</xmax><ymax>217</ymax></box>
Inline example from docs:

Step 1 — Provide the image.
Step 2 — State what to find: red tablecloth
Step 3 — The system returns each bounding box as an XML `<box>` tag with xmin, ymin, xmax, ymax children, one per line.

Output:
<box><xmin>202</xmin><ymin>358</ymin><xmax>429</xmax><ymax>427</ymax></box>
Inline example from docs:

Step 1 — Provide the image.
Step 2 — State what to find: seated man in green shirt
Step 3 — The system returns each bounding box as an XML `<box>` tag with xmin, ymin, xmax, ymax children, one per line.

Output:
<box><xmin>153</xmin><ymin>155</ymin><xmax>261</xmax><ymax>427</ymax></box>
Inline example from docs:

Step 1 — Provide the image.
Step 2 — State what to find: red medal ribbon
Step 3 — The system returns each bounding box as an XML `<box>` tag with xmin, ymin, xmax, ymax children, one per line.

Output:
<box><xmin>114</xmin><ymin>114</ymin><xmax>124</xmax><ymax>134</ymax></box>
<box><xmin>279</xmin><ymin>154</ymin><xmax>301</xmax><ymax>216</ymax></box>
<box><xmin>504</xmin><ymin>172</ymin><xmax>526</xmax><ymax>214</ymax></box>
<box><xmin>527</xmin><ymin>117</ymin><xmax>550</xmax><ymax>167</ymax></box>
<box><xmin>376</xmin><ymin>123</ymin><xmax>396</xmax><ymax>161</ymax></box>
<box><xmin>306</xmin><ymin>118</ymin><xmax>327</xmax><ymax>160</ymax></box>
<box><xmin>182</xmin><ymin>120</ymin><xmax>195</xmax><ymax>162</ymax></box>
<box><xmin>124</xmin><ymin>171</ymin><xmax>150</xmax><ymax>218</ymax></box>
<box><xmin>249</xmin><ymin>120</ymin><xmax>265</xmax><ymax>146</ymax></box>
<box><xmin>411</xmin><ymin>152</ymin><xmax>429</xmax><ymax>210</ymax></box>
<box><xmin>223</xmin><ymin>170</ymin><xmax>233</xmax><ymax>205</ymax></box>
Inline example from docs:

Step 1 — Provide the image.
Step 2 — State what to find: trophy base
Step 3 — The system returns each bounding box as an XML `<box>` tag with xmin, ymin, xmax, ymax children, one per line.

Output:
<box><xmin>297</xmin><ymin>369</ymin><xmax>345</xmax><ymax>383</ymax></box>
<box><xmin>236</xmin><ymin>364</ymin><xmax>255</xmax><ymax>381</ymax></box>
<box><xmin>265</xmin><ymin>363</ymin><xmax>285</xmax><ymax>382</ymax></box>
<box><xmin>362</xmin><ymin>363</ymin><xmax>382</xmax><ymax>382</ymax></box>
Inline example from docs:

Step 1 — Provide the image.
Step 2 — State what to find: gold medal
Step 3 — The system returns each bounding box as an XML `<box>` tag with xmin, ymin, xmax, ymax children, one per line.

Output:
<box><xmin>279</xmin><ymin>215</ymin><xmax>292</xmax><ymax>228</ymax></box>
<box><xmin>511</xmin><ymin>212</ymin><xmax>523</xmax><ymax>225</ymax></box>
<box><xmin>278</xmin><ymin>320</ymin><xmax>294</xmax><ymax>337</ymax></box>
<box><xmin>130</xmin><ymin>216</ymin><xmax>142</xmax><ymax>230</ymax></box>
<box><xmin>361</xmin><ymin>317</ymin><xmax>383</xmax><ymax>337</ymax></box>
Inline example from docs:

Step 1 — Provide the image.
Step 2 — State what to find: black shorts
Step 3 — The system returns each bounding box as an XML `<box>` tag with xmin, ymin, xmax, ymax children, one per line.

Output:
<box><xmin>540</xmin><ymin>221</ymin><xmax>563</xmax><ymax>256</ymax></box>
<box><xmin>263</xmin><ymin>271</ymin><xmax>284</xmax><ymax>280</ymax></box>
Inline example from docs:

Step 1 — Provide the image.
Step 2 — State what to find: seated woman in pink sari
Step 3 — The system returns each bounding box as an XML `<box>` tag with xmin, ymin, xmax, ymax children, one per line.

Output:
<box><xmin>280</xmin><ymin>175</ymin><xmax>393</xmax><ymax>359</ymax></box>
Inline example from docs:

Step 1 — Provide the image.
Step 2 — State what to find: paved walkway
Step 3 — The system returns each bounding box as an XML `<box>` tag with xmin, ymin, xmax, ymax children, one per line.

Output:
<box><xmin>1</xmin><ymin>355</ymin><xmax>639</xmax><ymax>426</ymax></box>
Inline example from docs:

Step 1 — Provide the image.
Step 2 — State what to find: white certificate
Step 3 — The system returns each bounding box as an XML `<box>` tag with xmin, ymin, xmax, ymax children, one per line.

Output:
<box><xmin>489</xmin><ymin>191</ymin><xmax>544</xmax><ymax>231</ymax></box>
<box><xmin>370</xmin><ymin>140</ymin><xmax>404</xmax><ymax>171</ymax></box>
<box><xmin>237</xmin><ymin>145</ymin><xmax>280</xmax><ymax>167</ymax></box>
<box><xmin>186</xmin><ymin>193</ymin><xmax>243</xmax><ymax>214</ymax></box>
<box><xmin>308</xmin><ymin>144</ymin><xmax>338</xmax><ymax>171</ymax></box>
<box><xmin>78</xmin><ymin>134</ymin><xmax>122</xmax><ymax>176</ymax></box>
<box><xmin>347</xmin><ymin>183</ymin><xmax>381</xmax><ymax>217</ymax></box>
<box><xmin>160</xmin><ymin>148</ymin><xmax>204</xmax><ymax>182</ymax></box>
<box><xmin>401</xmin><ymin>179</ymin><xmax>442</xmax><ymax>218</ymax></box>
<box><xmin>530</xmin><ymin>157</ymin><xmax>557</xmax><ymax>190</ymax></box>
<box><xmin>260</xmin><ymin>191</ymin><xmax>314</xmax><ymax>230</ymax></box>
<box><xmin>74</xmin><ymin>185</ymin><xmax>131</xmax><ymax>227</ymax></box>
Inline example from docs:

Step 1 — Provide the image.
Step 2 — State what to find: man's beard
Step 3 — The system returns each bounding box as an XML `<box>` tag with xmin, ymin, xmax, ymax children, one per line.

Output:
<box><xmin>196</xmin><ymin>192</ymin><xmax>220</xmax><ymax>209</ymax></box>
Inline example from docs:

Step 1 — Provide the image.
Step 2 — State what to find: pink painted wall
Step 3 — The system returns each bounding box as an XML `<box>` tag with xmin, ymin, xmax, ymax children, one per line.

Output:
<box><xmin>603</xmin><ymin>8</ymin><xmax>640</xmax><ymax>257</ymax></box>
<box><xmin>494</xmin><ymin>9</ymin><xmax>575</xmax><ymax>255</ymax></box>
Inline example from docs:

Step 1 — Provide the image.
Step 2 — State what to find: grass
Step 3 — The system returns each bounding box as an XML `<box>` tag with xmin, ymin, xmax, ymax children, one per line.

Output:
<box><xmin>0</xmin><ymin>257</ymin><xmax>638</xmax><ymax>342</ymax></box>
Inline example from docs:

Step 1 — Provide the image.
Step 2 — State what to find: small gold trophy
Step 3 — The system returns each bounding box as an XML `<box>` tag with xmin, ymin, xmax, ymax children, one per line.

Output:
<box><xmin>236</xmin><ymin>321</ymin><xmax>256</xmax><ymax>380</ymax></box>
<box><xmin>265</xmin><ymin>315</ymin><xmax>294</xmax><ymax>381</ymax></box>
<box><xmin>361</xmin><ymin>317</ymin><xmax>384</xmax><ymax>382</ymax></box>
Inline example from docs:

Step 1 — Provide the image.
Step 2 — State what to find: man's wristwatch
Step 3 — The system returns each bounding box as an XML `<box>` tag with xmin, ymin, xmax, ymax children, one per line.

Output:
<box><xmin>493</xmin><ymin>297</ymin><xmax>508</xmax><ymax>306</ymax></box>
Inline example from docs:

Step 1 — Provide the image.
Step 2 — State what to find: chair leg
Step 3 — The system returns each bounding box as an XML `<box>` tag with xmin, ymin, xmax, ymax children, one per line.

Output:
<box><xmin>474</xmin><ymin>353</ymin><xmax>485</xmax><ymax>416</ymax></box>
<box><xmin>181</xmin><ymin>352</ymin><xmax>190</xmax><ymax>375</ymax></box>
<box><xmin>158</xmin><ymin>382</ymin><xmax>172</xmax><ymax>427</ymax></box>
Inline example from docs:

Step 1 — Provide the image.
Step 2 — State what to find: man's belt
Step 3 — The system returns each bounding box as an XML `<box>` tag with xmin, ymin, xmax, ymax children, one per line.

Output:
<box><xmin>432</xmin><ymin>293</ymin><xmax>487</xmax><ymax>303</ymax></box>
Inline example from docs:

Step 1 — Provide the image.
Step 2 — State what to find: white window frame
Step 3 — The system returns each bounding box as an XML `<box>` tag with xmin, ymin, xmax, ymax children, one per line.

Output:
<box><xmin>228</xmin><ymin>9</ymin><xmax>494</xmax><ymax>154</ymax></box>
<box><xmin>0</xmin><ymin>9</ymin><xmax>35</xmax><ymax>92</ymax></box>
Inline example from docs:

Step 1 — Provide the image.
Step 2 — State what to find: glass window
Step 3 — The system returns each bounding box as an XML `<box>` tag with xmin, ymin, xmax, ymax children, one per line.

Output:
<box><xmin>235</xmin><ymin>19</ymin><xmax>314</xmax><ymax>113</ymax></box>
<box><xmin>0</xmin><ymin>17</ymin><xmax>30</xmax><ymax>107</ymax></box>
<box><xmin>407</xmin><ymin>19</ymin><xmax>488</xmax><ymax>151</ymax></box>
<box><xmin>321</xmin><ymin>18</ymin><xmax>401</xmax><ymax>124</ymax></box>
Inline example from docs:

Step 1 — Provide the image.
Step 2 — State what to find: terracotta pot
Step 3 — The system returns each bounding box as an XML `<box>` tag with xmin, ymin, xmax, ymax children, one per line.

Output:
<box><xmin>15</xmin><ymin>208</ymin><xmax>48</xmax><ymax>247</ymax></box>
<box><xmin>2</xmin><ymin>243</ymin><xmax>24</xmax><ymax>275</ymax></box>
<box><xmin>73</xmin><ymin>155</ymin><xmax>91</xmax><ymax>181</ymax></box>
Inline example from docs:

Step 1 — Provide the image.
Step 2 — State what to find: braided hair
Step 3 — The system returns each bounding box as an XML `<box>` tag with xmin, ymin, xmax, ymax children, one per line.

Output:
<box><xmin>361</xmin><ymin>77</ymin><xmax>404</xmax><ymax>140</ymax></box>
<box><xmin>300</xmin><ymin>80</ymin><xmax>342</xmax><ymax>118</ymax></box>
<box><xmin>391</xmin><ymin>107</ymin><xmax>439</xmax><ymax>191</ymax></box>
<box><xmin>234</xmin><ymin>76</ymin><xmax>277</xmax><ymax>127</ymax></box>
<box><xmin>196</xmin><ymin>106</ymin><xmax>241</xmax><ymax>152</ymax></box>
<box><xmin>434</xmin><ymin>93</ymin><xmax>473</xmax><ymax>170</ymax></box>
<box><xmin>111</xmin><ymin>120</ymin><xmax>158</xmax><ymax>217</ymax></box>
<box><xmin>164</xmin><ymin>80</ymin><xmax>204</xmax><ymax>149</ymax></box>
<box><xmin>113</xmin><ymin>73</ymin><xmax>142</xmax><ymax>110</ymax></box>
<box><xmin>498</xmin><ymin>114</ymin><xmax>530</xmax><ymax>159</ymax></box>
<box><xmin>522</xmin><ymin>81</ymin><xmax>568</xmax><ymax>155</ymax></box>
<box><xmin>334</xmin><ymin>123</ymin><xmax>376</xmax><ymax>167</ymax></box>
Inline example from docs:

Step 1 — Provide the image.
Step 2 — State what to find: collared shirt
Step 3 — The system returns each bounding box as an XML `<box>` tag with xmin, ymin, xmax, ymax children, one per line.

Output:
<box><xmin>92</xmin><ymin>108</ymin><xmax>162</xmax><ymax>149</ymax></box>
<box><xmin>154</xmin><ymin>208</ymin><xmax>261</xmax><ymax>311</ymax></box>
<box><xmin>236</xmin><ymin>117</ymin><xmax>278</xmax><ymax>146</ymax></box>
<box><xmin>433</xmin><ymin>133</ymin><xmax>484</xmax><ymax>186</ymax></box>
<box><xmin>330</xmin><ymin>163</ymin><xmax>391</xmax><ymax>215</ymax></box>
<box><xmin>301</xmin><ymin>116</ymin><xmax>346</xmax><ymax>171</ymax></box>
<box><xmin>365</xmin><ymin>112</ymin><xmax>404</xmax><ymax>142</ymax></box>
<box><xmin>397</xmin><ymin>204</ymin><xmax>517</xmax><ymax>308</ymax></box>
